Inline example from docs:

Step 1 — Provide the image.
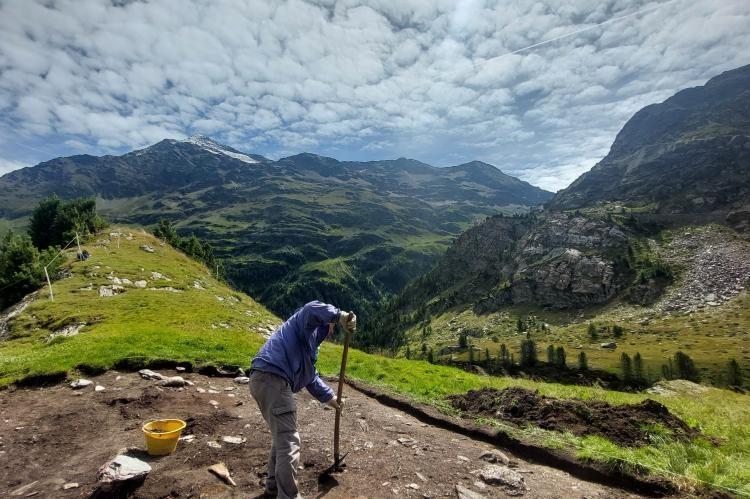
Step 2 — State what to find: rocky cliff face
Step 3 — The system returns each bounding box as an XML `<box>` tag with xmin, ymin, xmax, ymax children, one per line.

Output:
<box><xmin>478</xmin><ymin>214</ymin><xmax>630</xmax><ymax>310</ymax></box>
<box><xmin>403</xmin><ymin>212</ymin><xmax>633</xmax><ymax>314</ymax></box>
<box><xmin>528</xmin><ymin>216</ymin><xmax>629</xmax><ymax>306</ymax></box>
<box><xmin>548</xmin><ymin>64</ymin><xmax>750</xmax><ymax>216</ymax></box>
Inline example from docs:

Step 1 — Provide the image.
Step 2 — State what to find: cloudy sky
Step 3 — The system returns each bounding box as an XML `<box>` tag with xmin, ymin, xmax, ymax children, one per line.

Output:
<box><xmin>0</xmin><ymin>0</ymin><xmax>748</xmax><ymax>191</ymax></box>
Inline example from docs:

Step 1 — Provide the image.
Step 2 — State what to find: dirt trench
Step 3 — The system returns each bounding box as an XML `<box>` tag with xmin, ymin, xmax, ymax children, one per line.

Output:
<box><xmin>1</xmin><ymin>371</ymin><xmax>666</xmax><ymax>498</ymax></box>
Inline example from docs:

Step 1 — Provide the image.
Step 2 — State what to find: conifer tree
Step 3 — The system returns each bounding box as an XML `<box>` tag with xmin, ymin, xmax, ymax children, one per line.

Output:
<box><xmin>726</xmin><ymin>359</ymin><xmax>742</xmax><ymax>387</ymax></box>
<box><xmin>620</xmin><ymin>353</ymin><xmax>633</xmax><ymax>382</ymax></box>
<box><xmin>633</xmin><ymin>352</ymin><xmax>645</xmax><ymax>384</ymax></box>
<box><xmin>578</xmin><ymin>351</ymin><xmax>588</xmax><ymax>371</ymax></box>
<box><xmin>588</xmin><ymin>323</ymin><xmax>598</xmax><ymax>340</ymax></box>
<box><xmin>547</xmin><ymin>345</ymin><xmax>555</xmax><ymax>364</ymax></box>
<box><xmin>555</xmin><ymin>346</ymin><xmax>566</xmax><ymax>369</ymax></box>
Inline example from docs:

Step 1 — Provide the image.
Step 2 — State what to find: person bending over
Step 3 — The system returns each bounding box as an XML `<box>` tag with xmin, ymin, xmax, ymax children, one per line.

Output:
<box><xmin>249</xmin><ymin>300</ymin><xmax>356</xmax><ymax>499</ymax></box>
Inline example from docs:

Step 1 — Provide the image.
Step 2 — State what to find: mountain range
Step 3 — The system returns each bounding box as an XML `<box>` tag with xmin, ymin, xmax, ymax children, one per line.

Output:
<box><xmin>0</xmin><ymin>136</ymin><xmax>551</xmax><ymax>324</ymax></box>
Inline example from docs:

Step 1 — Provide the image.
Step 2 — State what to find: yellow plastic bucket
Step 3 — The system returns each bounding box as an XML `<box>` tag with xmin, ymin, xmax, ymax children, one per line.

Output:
<box><xmin>142</xmin><ymin>419</ymin><xmax>186</xmax><ymax>456</ymax></box>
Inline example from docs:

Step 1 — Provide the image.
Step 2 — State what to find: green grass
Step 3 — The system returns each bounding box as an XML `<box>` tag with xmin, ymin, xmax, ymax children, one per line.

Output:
<box><xmin>1</xmin><ymin>227</ymin><xmax>748</xmax><ymax>495</ymax></box>
<box><xmin>401</xmin><ymin>298</ymin><xmax>750</xmax><ymax>386</ymax></box>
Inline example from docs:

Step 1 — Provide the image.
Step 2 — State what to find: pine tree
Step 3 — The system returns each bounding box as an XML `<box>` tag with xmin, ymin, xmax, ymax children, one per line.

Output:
<box><xmin>555</xmin><ymin>346</ymin><xmax>566</xmax><ymax>369</ymax></box>
<box><xmin>547</xmin><ymin>345</ymin><xmax>556</xmax><ymax>364</ymax></box>
<box><xmin>620</xmin><ymin>353</ymin><xmax>633</xmax><ymax>382</ymax></box>
<box><xmin>673</xmin><ymin>351</ymin><xmax>699</xmax><ymax>382</ymax></box>
<box><xmin>726</xmin><ymin>359</ymin><xmax>743</xmax><ymax>387</ymax></box>
<box><xmin>459</xmin><ymin>332</ymin><xmax>468</xmax><ymax>349</ymax></box>
<box><xmin>517</xmin><ymin>317</ymin><xmax>524</xmax><ymax>333</ymax></box>
<box><xmin>500</xmin><ymin>343</ymin><xmax>510</xmax><ymax>367</ymax></box>
<box><xmin>633</xmin><ymin>352</ymin><xmax>645</xmax><ymax>384</ymax></box>
<box><xmin>485</xmin><ymin>348</ymin><xmax>491</xmax><ymax>361</ymax></box>
<box><xmin>661</xmin><ymin>359</ymin><xmax>674</xmax><ymax>380</ymax></box>
<box><xmin>427</xmin><ymin>348</ymin><xmax>434</xmax><ymax>364</ymax></box>
<box><xmin>520</xmin><ymin>339</ymin><xmax>537</xmax><ymax>367</ymax></box>
<box><xmin>588</xmin><ymin>323</ymin><xmax>598</xmax><ymax>340</ymax></box>
<box><xmin>578</xmin><ymin>351</ymin><xmax>588</xmax><ymax>371</ymax></box>
<box><xmin>405</xmin><ymin>346</ymin><xmax>411</xmax><ymax>359</ymax></box>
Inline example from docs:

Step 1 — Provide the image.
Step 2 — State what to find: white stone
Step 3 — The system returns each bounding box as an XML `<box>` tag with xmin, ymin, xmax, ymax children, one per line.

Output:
<box><xmin>70</xmin><ymin>379</ymin><xmax>93</xmax><ymax>389</ymax></box>
<box><xmin>95</xmin><ymin>385</ymin><xmax>105</xmax><ymax>392</ymax></box>
<box><xmin>234</xmin><ymin>376</ymin><xmax>250</xmax><ymax>384</ymax></box>
<box><xmin>138</xmin><ymin>369</ymin><xmax>166</xmax><ymax>381</ymax></box>
<box><xmin>133</xmin><ymin>280</ymin><xmax>147</xmax><ymax>288</ymax></box>
<box><xmin>62</xmin><ymin>483</ymin><xmax>79</xmax><ymax>490</ymax></box>
<box><xmin>97</xmin><ymin>455</ymin><xmax>151</xmax><ymax>485</ymax></box>
<box><xmin>479</xmin><ymin>464</ymin><xmax>527</xmax><ymax>492</ymax></box>
<box><xmin>221</xmin><ymin>436</ymin><xmax>246</xmax><ymax>444</ymax></box>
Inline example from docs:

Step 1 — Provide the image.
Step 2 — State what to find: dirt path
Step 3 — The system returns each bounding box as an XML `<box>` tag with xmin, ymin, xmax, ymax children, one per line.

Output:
<box><xmin>1</xmin><ymin>371</ymin><xmax>649</xmax><ymax>498</ymax></box>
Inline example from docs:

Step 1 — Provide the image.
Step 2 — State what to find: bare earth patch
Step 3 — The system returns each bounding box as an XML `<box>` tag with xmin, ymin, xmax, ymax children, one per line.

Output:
<box><xmin>0</xmin><ymin>371</ymin><xmax>650</xmax><ymax>498</ymax></box>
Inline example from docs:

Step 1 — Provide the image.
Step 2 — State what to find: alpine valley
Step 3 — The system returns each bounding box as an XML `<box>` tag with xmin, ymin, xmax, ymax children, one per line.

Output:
<box><xmin>0</xmin><ymin>135</ymin><xmax>551</xmax><ymax>333</ymax></box>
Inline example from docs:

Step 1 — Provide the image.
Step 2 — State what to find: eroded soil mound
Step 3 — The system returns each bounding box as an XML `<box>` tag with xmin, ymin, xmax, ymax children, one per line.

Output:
<box><xmin>447</xmin><ymin>387</ymin><xmax>701</xmax><ymax>447</ymax></box>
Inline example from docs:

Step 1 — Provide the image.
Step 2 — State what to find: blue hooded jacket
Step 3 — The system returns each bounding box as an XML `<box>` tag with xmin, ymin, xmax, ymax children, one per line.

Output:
<box><xmin>251</xmin><ymin>300</ymin><xmax>341</xmax><ymax>403</ymax></box>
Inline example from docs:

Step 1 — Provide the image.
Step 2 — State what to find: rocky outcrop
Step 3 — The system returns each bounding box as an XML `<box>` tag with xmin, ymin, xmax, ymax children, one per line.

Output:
<box><xmin>504</xmin><ymin>214</ymin><xmax>630</xmax><ymax>308</ymax></box>
<box><xmin>415</xmin><ymin>212</ymin><xmax>633</xmax><ymax>313</ymax></box>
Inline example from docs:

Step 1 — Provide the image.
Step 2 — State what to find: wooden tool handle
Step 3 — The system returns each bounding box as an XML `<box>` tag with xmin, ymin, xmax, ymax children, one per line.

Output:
<box><xmin>333</xmin><ymin>327</ymin><xmax>351</xmax><ymax>462</ymax></box>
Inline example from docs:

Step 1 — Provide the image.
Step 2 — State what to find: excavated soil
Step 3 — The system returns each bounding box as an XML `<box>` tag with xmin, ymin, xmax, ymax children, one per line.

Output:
<box><xmin>447</xmin><ymin>387</ymin><xmax>701</xmax><ymax>447</ymax></box>
<box><xmin>0</xmin><ymin>371</ymin><xmax>657</xmax><ymax>498</ymax></box>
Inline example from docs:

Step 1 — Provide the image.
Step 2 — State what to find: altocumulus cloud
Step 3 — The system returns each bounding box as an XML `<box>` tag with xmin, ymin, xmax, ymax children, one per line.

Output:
<box><xmin>0</xmin><ymin>0</ymin><xmax>748</xmax><ymax>191</ymax></box>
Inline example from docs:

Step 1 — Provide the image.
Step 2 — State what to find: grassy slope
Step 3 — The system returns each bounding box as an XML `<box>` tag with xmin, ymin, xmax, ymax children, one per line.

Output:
<box><xmin>402</xmin><ymin>296</ymin><xmax>750</xmax><ymax>385</ymax></box>
<box><xmin>0</xmin><ymin>228</ymin><xmax>747</xmax><ymax>495</ymax></box>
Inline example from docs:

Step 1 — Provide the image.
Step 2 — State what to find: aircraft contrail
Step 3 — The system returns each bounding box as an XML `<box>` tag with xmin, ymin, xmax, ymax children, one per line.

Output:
<box><xmin>482</xmin><ymin>0</ymin><xmax>680</xmax><ymax>63</ymax></box>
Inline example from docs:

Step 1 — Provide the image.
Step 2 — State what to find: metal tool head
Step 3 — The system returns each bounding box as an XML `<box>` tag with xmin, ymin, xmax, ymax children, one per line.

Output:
<box><xmin>319</xmin><ymin>452</ymin><xmax>349</xmax><ymax>480</ymax></box>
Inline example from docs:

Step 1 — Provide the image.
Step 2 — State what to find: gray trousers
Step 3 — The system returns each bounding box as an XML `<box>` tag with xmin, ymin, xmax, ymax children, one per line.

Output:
<box><xmin>249</xmin><ymin>370</ymin><xmax>301</xmax><ymax>499</ymax></box>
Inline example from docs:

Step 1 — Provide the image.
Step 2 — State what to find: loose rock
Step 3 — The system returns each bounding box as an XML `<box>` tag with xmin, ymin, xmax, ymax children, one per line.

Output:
<box><xmin>479</xmin><ymin>464</ymin><xmax>528</xmax><ymax>495</ymax></box>
<box><xmin>221</xmin><ymin>436</ymin><xmax>246</xmax><ymax>444</ymax></box>
<box><xmin>157</xmin><ymin>376</ymin><xmax>193</xmax><ymax>387</ymax></box>
<box><xmin>97</xmin><ymin>455</ymin><xmax>151</xmax><ymax>489</ymax></box>
<box><xmin>139</xmin><ymin>369</ymin><xmax>166</xmax><ymax>381</ymax></box>
<box><xmin>70</xmin><ymin>379</ymin><xmax>93</xmax><ymax>389</ymax></box>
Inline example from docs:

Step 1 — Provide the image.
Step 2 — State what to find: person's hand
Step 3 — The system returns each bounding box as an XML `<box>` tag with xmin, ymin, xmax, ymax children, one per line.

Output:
<box><xmin>326</xmin><ymin>397</ymin><xmax>343</xmax><ymax>412</ymax></box>
<box><xmin>338</xmin><ymin>311</ymin><xmax>357</xmax><ymax>332</ymax></box>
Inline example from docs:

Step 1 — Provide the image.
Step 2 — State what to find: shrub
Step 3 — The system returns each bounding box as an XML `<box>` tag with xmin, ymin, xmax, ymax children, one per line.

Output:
<box><xmin>0</xmin><ymin>232</ymin><xmax>63</xmax><ymax>309</ymax></box>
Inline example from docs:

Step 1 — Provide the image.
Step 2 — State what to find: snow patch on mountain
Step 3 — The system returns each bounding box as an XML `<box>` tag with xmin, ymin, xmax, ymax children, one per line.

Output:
<box><xmin>182</xmin><ymin>135</ymin><xmax>258</xmax><ymax>164</ymax></box>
